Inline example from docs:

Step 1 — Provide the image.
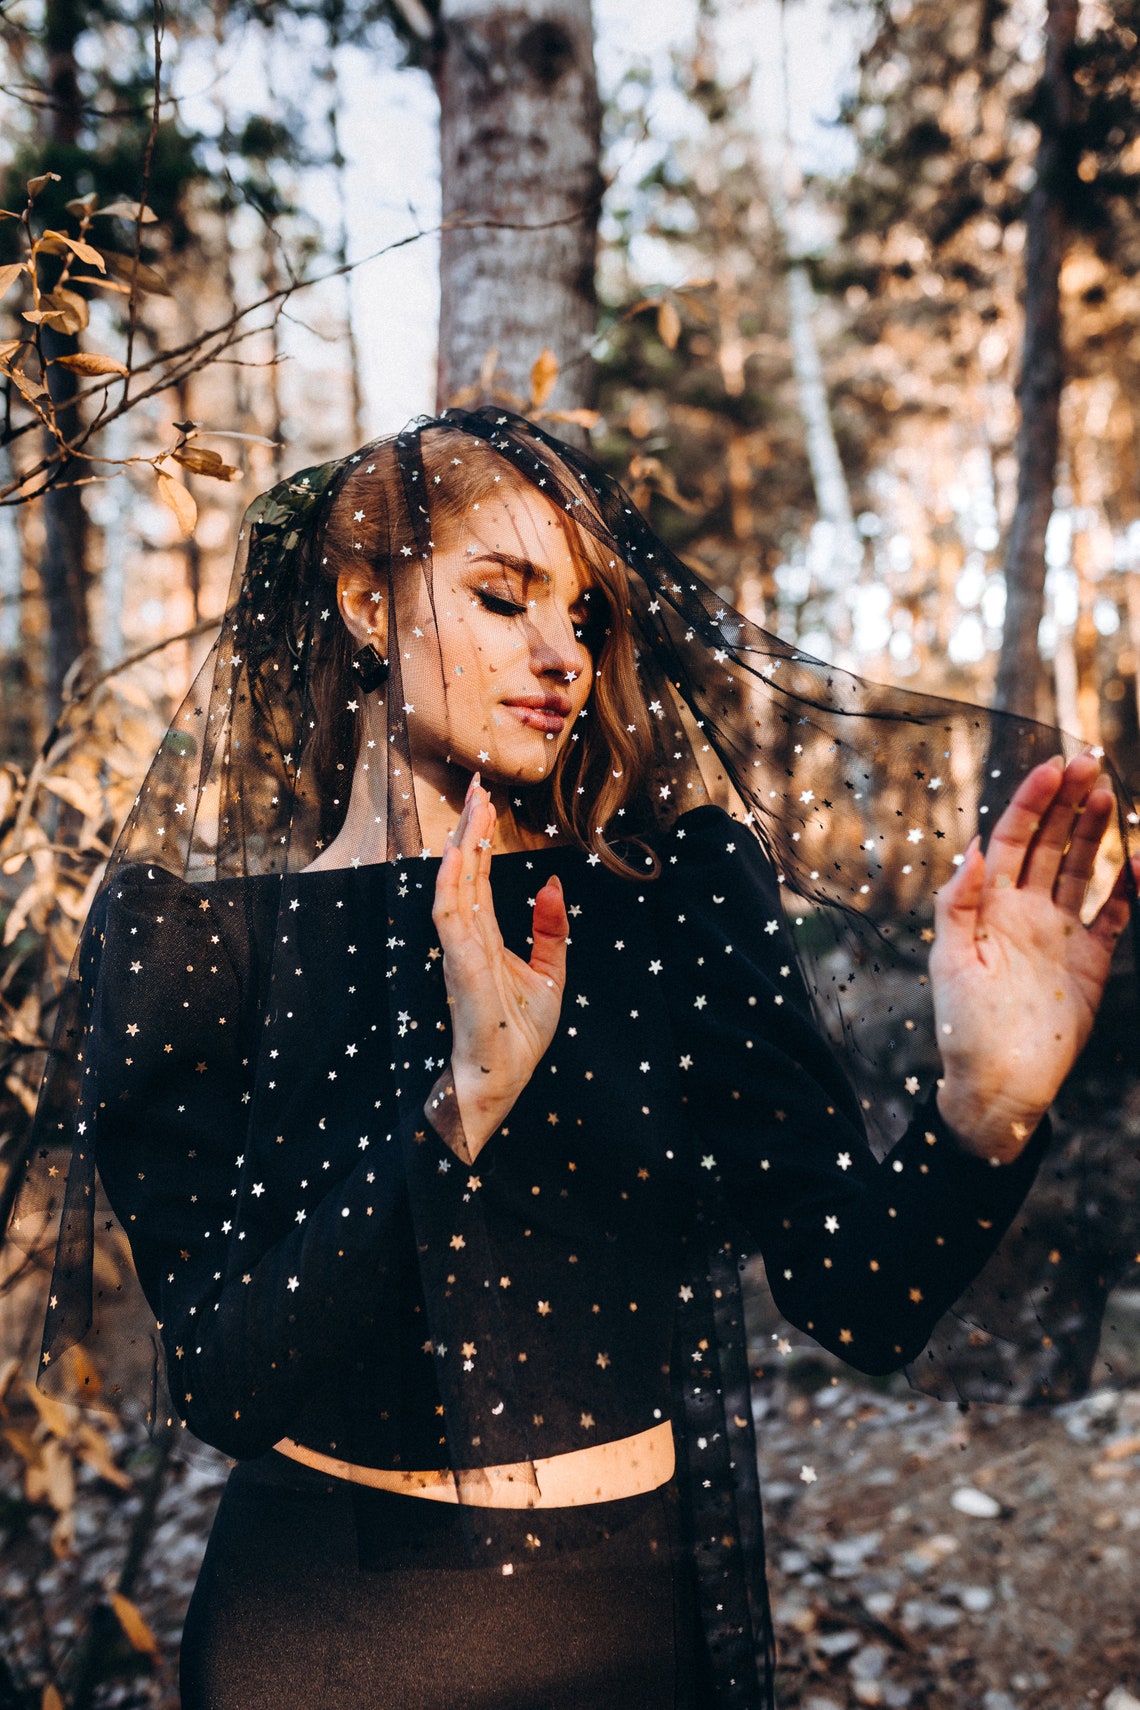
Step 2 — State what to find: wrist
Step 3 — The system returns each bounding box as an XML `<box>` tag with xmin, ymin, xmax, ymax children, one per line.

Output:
<box><xmin>935</xmin><ymin>1077</ymin><xmax>1047</xmax><ymax>1164</ymax></box>
<box><xmin>441</xmin><ymin>1059</ymin><xmax>520</xmax><ymax>1160</ymax></box>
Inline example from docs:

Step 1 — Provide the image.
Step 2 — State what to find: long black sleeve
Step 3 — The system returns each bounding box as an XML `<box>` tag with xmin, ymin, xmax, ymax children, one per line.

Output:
<box><xmin>87</xmin><ymin>866</ymin><xmax>462</xmax><ymax>1458</ymax></box>
<box><xmin>651</xmin><ymin>807</ymin><xmax>1048</xmax><ymax>1374</ymax></box>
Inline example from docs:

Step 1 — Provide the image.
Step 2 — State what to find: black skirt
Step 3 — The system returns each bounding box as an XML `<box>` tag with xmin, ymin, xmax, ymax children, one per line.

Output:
<box><xmin>180</xmin><ymin>1451</ymin><xmax>712</xmax><ymax>1710</ymax></box>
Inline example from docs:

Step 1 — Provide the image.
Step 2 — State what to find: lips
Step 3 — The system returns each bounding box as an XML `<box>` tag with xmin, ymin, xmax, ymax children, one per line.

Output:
<box><xmin>502</xmin><ymin>694</ymin><xmax>571</xmax><ymax>733</ymax></box>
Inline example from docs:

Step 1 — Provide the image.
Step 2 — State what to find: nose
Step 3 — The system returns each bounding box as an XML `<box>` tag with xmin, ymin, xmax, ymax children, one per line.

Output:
<box><xmin>527</xmin><ymin>610</ymin><xmax>585</xmax><ymax>685</ymax></box>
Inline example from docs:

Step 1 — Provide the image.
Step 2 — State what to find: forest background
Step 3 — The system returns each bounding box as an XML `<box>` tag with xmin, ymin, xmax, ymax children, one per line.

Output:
<box><xmin>1</xmin><ymin>0</ymin><xmax>1139</xmax><ymax>1706</ymax></box>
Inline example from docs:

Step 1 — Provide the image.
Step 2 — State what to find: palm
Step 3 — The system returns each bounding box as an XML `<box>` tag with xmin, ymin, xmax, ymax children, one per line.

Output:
<box><xmin>444</xmin><ymin>899</ymin><xmax>565</xmax><ymax>1082</ymax></box>
<box><xmin>432</xmin><ymin>780</ymin><xmax>568</xmax><ymax>1155</ymax></box>
<box><xmin>930</xmin><ymin>755</ymin><xmax>1133</xmax><ymax>1158</ymax></box>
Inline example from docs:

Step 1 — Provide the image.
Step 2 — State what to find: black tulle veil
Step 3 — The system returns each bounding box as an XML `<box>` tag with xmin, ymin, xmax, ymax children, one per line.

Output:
<box><xmin>8</xmin><ymin>407</ymin><xmax>1138</xmax><ymax>1709</ymax></box>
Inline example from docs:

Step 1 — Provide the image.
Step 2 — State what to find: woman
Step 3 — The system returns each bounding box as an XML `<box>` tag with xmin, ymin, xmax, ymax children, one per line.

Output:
<box><xmin>17</xmin><ymin>410</ymin><xmax>1136</xmax><ymax>1708</ymax></box>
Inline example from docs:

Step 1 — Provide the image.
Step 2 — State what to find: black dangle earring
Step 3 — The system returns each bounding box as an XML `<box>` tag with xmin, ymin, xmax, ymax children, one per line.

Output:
<box><xmin>351</xmin><ymin>643</ymin><xmax>389</xmax><ymax>693</ymax></box>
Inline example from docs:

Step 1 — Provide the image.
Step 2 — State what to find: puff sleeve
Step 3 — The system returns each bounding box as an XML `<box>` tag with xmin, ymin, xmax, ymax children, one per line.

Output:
<box><xmin>652</xmin><ymin>807</ymin><xmax>1049</xmax><ymax>1375</ymax></box>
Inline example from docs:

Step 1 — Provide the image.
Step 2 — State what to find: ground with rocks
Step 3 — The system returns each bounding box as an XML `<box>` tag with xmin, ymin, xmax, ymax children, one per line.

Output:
<box><xmin>1</xmin><ymin>1346</ymin><xmax>1138</xmax><ymax>1708</ymax></box>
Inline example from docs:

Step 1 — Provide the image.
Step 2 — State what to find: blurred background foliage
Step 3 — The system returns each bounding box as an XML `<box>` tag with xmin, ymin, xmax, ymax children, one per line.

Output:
<box><xmin>1</xmin><ymin>0</ymin><xmax>1140</xmax><ymax>1702</ymax></box>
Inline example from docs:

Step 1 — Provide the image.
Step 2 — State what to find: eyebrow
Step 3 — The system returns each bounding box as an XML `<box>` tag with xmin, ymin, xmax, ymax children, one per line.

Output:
<box><xmin>470</xmin><ymin>551</ymin><xmax>549</xmax><ymax>584</ymax></box>
<box><xmin>469</xmin><ymin>551</ymin><xmax>590</xmax><ymax>607</ymax></box>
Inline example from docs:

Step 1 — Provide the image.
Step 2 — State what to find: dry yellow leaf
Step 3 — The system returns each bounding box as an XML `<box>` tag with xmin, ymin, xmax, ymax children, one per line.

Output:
<box><xmin>7</xmin><ymin>368</ymin><xmax>48</xmax><ymax>403</ymax></box>
<box><xmin>542</xmin><ymin>408</ymin><xmax>600</xmax><ymax>430</ymax></box>
<box><xmin>657</xmin><ymin>299</ymin><xmax>681</xmax><ymax>350</ymax></box>
<box><xmin>0</xmin><ymin>337</ymin><xmax>25</xmax><ymax>364</ymax></box>
<box><xmin>25</xmin><ymin>1435</ymin><xmax>76</xmax><ymax>1514</ymax></box>
<box><xmin>24</xmin><ymin>288</ymin><xmax>88</xmax><ymax>336</ymax></box>
<box><xmin>41</xmin><ymin>230</ymin><xmax>105</xmax><ymax>271</ymax></box>
<box><xmin>156</xmin><ymin>470</ymin><xmax>197</xmax><ymax>538</ymax></box>
<box><xmin>628</xmin><ymin>397</ymin><xmax>653</xmax><ymax>439</ymax></box>
<box><xmin>0</xmin><ymin>262</ymin><xmax>25</xmax><ymax>300</ymax></box>
<box><xmin>54</xmin><ymin>288</ymin><xmax>90</xmax><ymax>332</ymax></box>
<box><xmin>3</xmin><ymin>876</ymin><xmax>54</xmax><ymax>945</ymax></box>
<box><xmin>97</xmin><ymin>200</ymin><xmax>158</xmax><ymax>223</ymax></box>
<box><xmin>3</xmin><ymin>1424</ymin><xmax>40</xmax><ymax>1465</ymax></box>
<box><xmin>76</xmin><ymin>1421</ymin><xmax>131</xmax><ymax>1490</ymax></box>
<box><xmin>42</xmin><ymin>1684</ymin><xmax>64</xmax><ymax>1710</ymax></box>
<box><xmin>26</xmin><ymin>1382</ymin><xmax>78</xmax><ymax>1441</ymax></box>
<box><xmin>478</xmin><ymin>345</ymin><xmax>500</xmax><ymax>392</ymax></box>
<box><xmin>529</xmin><ymin>347</ymin><xmax>560</xmax><ymax>408</ymax></box>
<box><xmin>42</xmin><ymin>774</ymin><xmax>105</xmax><ymax>818</ymax></box>
<box><xmin>111</xmin><ymin>1593</ymin><xmax>160</xmax><ymax>1659</ymax></box>
<box><xmin>52</xmin><ymin>351</ymin><xmax>129</xmax><ymax>379</ymax></box>
<box><xmin>171</xmin><ymin>444</ymin><xmax>240</xmax><ymax>481</ymax></box>
<box><xmin>101</xmin><ymin>251</ymin><xmax>172</xmax><ymax>296</ymax></box>
<box><xmin>4</xmin><ymin>1072</ymin><xmax>38</xmax><ymax>1117</ymax></box>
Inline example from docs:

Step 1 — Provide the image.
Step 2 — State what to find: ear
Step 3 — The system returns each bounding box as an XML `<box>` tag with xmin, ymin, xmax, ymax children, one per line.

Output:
<box><xmin>337</xmin><ymin>570</ymin><xmax>388</xmax><ymax>655</ymax></box>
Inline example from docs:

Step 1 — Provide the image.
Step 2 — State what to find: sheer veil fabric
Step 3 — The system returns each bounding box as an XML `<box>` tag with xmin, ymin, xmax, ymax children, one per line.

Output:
<box><xmin>8</xmin><ymin>407</ymin><xmax>1139</xmax><ymax>1707</ymax></box>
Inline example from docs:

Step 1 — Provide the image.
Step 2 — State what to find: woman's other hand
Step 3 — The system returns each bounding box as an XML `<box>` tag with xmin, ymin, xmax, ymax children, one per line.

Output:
<box><xmin>431</xmin><ymin>776</ymin><xmax>569</xmax><ymax>1159</ymax></box>
<box><xmin>930</xmin><ymin>753</ymin><xmax>1137</xmax><ymax>1161</ymax></box>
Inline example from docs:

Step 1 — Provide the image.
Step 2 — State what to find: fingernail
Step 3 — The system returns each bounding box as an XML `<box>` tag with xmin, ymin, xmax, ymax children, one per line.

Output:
<box><xmin>1047</xmin><ymin>754</ymin><xmax>1064</xmax><ymax>770</ymax></box>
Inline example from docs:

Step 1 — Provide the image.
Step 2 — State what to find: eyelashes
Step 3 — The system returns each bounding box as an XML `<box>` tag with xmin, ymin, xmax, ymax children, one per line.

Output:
<box><xmin>474</xmin><ymin>587</ymin><xmax>527</xmax><ymax>617</ymax></box>
<box><xmin>472</xmin><ymin>583</ymin><xmax>600</xmax><ymax>644</ymax></box>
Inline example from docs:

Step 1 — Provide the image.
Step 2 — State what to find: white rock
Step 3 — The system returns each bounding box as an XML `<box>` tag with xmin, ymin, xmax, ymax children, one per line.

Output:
<box><xmin>850</xmin><ymin>1644</ymin><xmax>889</xmax><ymax>1681</ymax></box>
<box><xmin>828</xmin><ymin>1530</ymin><xmax>882</xmax><ymax>1570</ymax></box>
<box><xmin>815</xmin><ymin>1630</ymin><xmax>861</xmax><ymax>1657</ymax></box>
<box><xmin>1105</xmin><ymin>1689</ymin><xmax>1140</xmax><ymax>1710</ymax></box>
<box><xmin>950</xmin><ymin>1486</ymin><xmax>1001</xmax><ymax>1518</ymax></box>
<box><xmin>852</xmin><ymin>1684</ymin><xmax>883</xmax><ymax>1707</ymax></box>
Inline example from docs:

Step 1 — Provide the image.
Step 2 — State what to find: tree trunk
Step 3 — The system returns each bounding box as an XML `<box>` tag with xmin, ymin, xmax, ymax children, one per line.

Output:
<box><xmin>992</xmin><ymin>0</ymin><xmax>1079</xmax><ymax>716</ymax></box>
<box><xmin>40</xmin><ymin>330</ymin><xmax>92</xmax><ymax>719</ymax></box>
<box><xmin>760</xmin><ymin>0</ymin><xmax>861</xmax><ymax>649</ymax></box>
<box><xmin>434</xmin><ymin>0</ymin><xmax>602</xmax><ymax>413</ymax></box>
<box><xmin>0</xmin><ymin>448</ymin><xmax>35</xmax><ymax>768</ymax></box>
<box><xmin>40</xmin><ymin>0</ymin><xmax>93</xmax><ymax>723</ymax></box>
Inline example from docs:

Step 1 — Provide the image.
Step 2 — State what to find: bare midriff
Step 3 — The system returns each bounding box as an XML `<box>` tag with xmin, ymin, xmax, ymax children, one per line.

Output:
<box><xmin>274</xmin><ymin>1420</ymin><xmax>675</xmax><ymax>1510</ymax></box>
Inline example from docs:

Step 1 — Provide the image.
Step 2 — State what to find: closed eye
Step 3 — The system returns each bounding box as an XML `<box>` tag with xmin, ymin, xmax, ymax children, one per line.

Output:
<box><xmin>474</xmin><ymin>587</ymin><xmax>527</xmax><ymax>617</ymax></box>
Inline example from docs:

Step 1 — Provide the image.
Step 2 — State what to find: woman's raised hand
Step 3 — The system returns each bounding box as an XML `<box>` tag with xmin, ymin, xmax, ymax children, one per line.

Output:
<box><xmin>431</xmin><ymin>777</ymin><xmax>569</xmax><ymax>1160</ymax></box>
<box><xmin>930</xmin><ymin>752</ymin><xmax>1137</xmax><ymax>1162</ymax></box>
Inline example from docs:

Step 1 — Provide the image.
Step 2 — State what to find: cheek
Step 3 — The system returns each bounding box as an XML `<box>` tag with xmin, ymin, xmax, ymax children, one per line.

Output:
<box><xmin>441</xmin><ymin>624</ymin><xmax>515</xmax><ymax>725</ymax></box>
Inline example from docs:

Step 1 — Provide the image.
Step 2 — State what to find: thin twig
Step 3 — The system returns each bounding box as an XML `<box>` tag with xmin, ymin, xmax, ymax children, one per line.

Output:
<box><xmin>0</xmin><ymin>202</ymin><xmax>603</xmax><ymax>483</ymax></box>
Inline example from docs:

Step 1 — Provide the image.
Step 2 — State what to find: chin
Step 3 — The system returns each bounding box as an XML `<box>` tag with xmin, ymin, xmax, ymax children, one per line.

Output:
<box><xmin>478</xmin><ymin>728</ymin><xmax>574</xmax><ymax>783</ymax></box>
<box><xmin>477</xmin><ymin>739</ymin><xmax>572</xmax><ymax>789</ymax></box>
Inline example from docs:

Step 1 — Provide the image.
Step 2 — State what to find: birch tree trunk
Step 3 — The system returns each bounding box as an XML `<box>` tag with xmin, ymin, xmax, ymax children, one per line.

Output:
<box><xmin>992</xmin><ymin>0</ymin><xmax>1079</xmax><ymax>716</ymax></box>
<box><xmin>758</xmin><ymin>1</ymin><xmax>861</xmax><ymax>646</ymax></box>
<box><xmin>434</xmin><ymin>0</ymin><xmax>602</xmax><ymax>412</ymax></box>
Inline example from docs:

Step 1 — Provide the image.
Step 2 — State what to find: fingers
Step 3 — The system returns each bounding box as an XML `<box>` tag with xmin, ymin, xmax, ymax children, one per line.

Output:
<box><xmin>933</xmin><ymin>837</ymin><xmax>985</xmax><ymax>959</ymax></box>
<box><xmin>985</xmin><ymin>753</ymin><xmax>1105</xmax><ymax>896</ymax></box>
<box><xmin>1021</xmin><ymin>752</ymin><xmax>1103</xmax><ymax>893</ymax></box>
<box><xmin>433</xmin><ymin>773</ymin><xmax>491</xmax><ymax>934</ymax></box>
<box><xmin>529</xmin><ymin>874</ymin><xmax>569</xmax><ymax>990</ymax></box>
<box><xmin>1052</xmin><ymin>784</ymin><xmax>1114</xmax><ymax>915</ymax></box>
<box><xmin>984</xmin><ymin>755</ymin><xmax>1067</xmax><ymax>886</ymax></box>
<box><xmin>1087</xmin><ymin>852</ymin><xmax>1140</xmax><ymax>957</ymax></box>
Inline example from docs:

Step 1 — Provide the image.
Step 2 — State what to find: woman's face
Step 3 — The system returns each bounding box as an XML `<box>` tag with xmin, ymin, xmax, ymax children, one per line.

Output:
<box><xmin>401</xmin><ymin>482</ymin><xmax>598</xmax><ymax>799</ymax></box>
